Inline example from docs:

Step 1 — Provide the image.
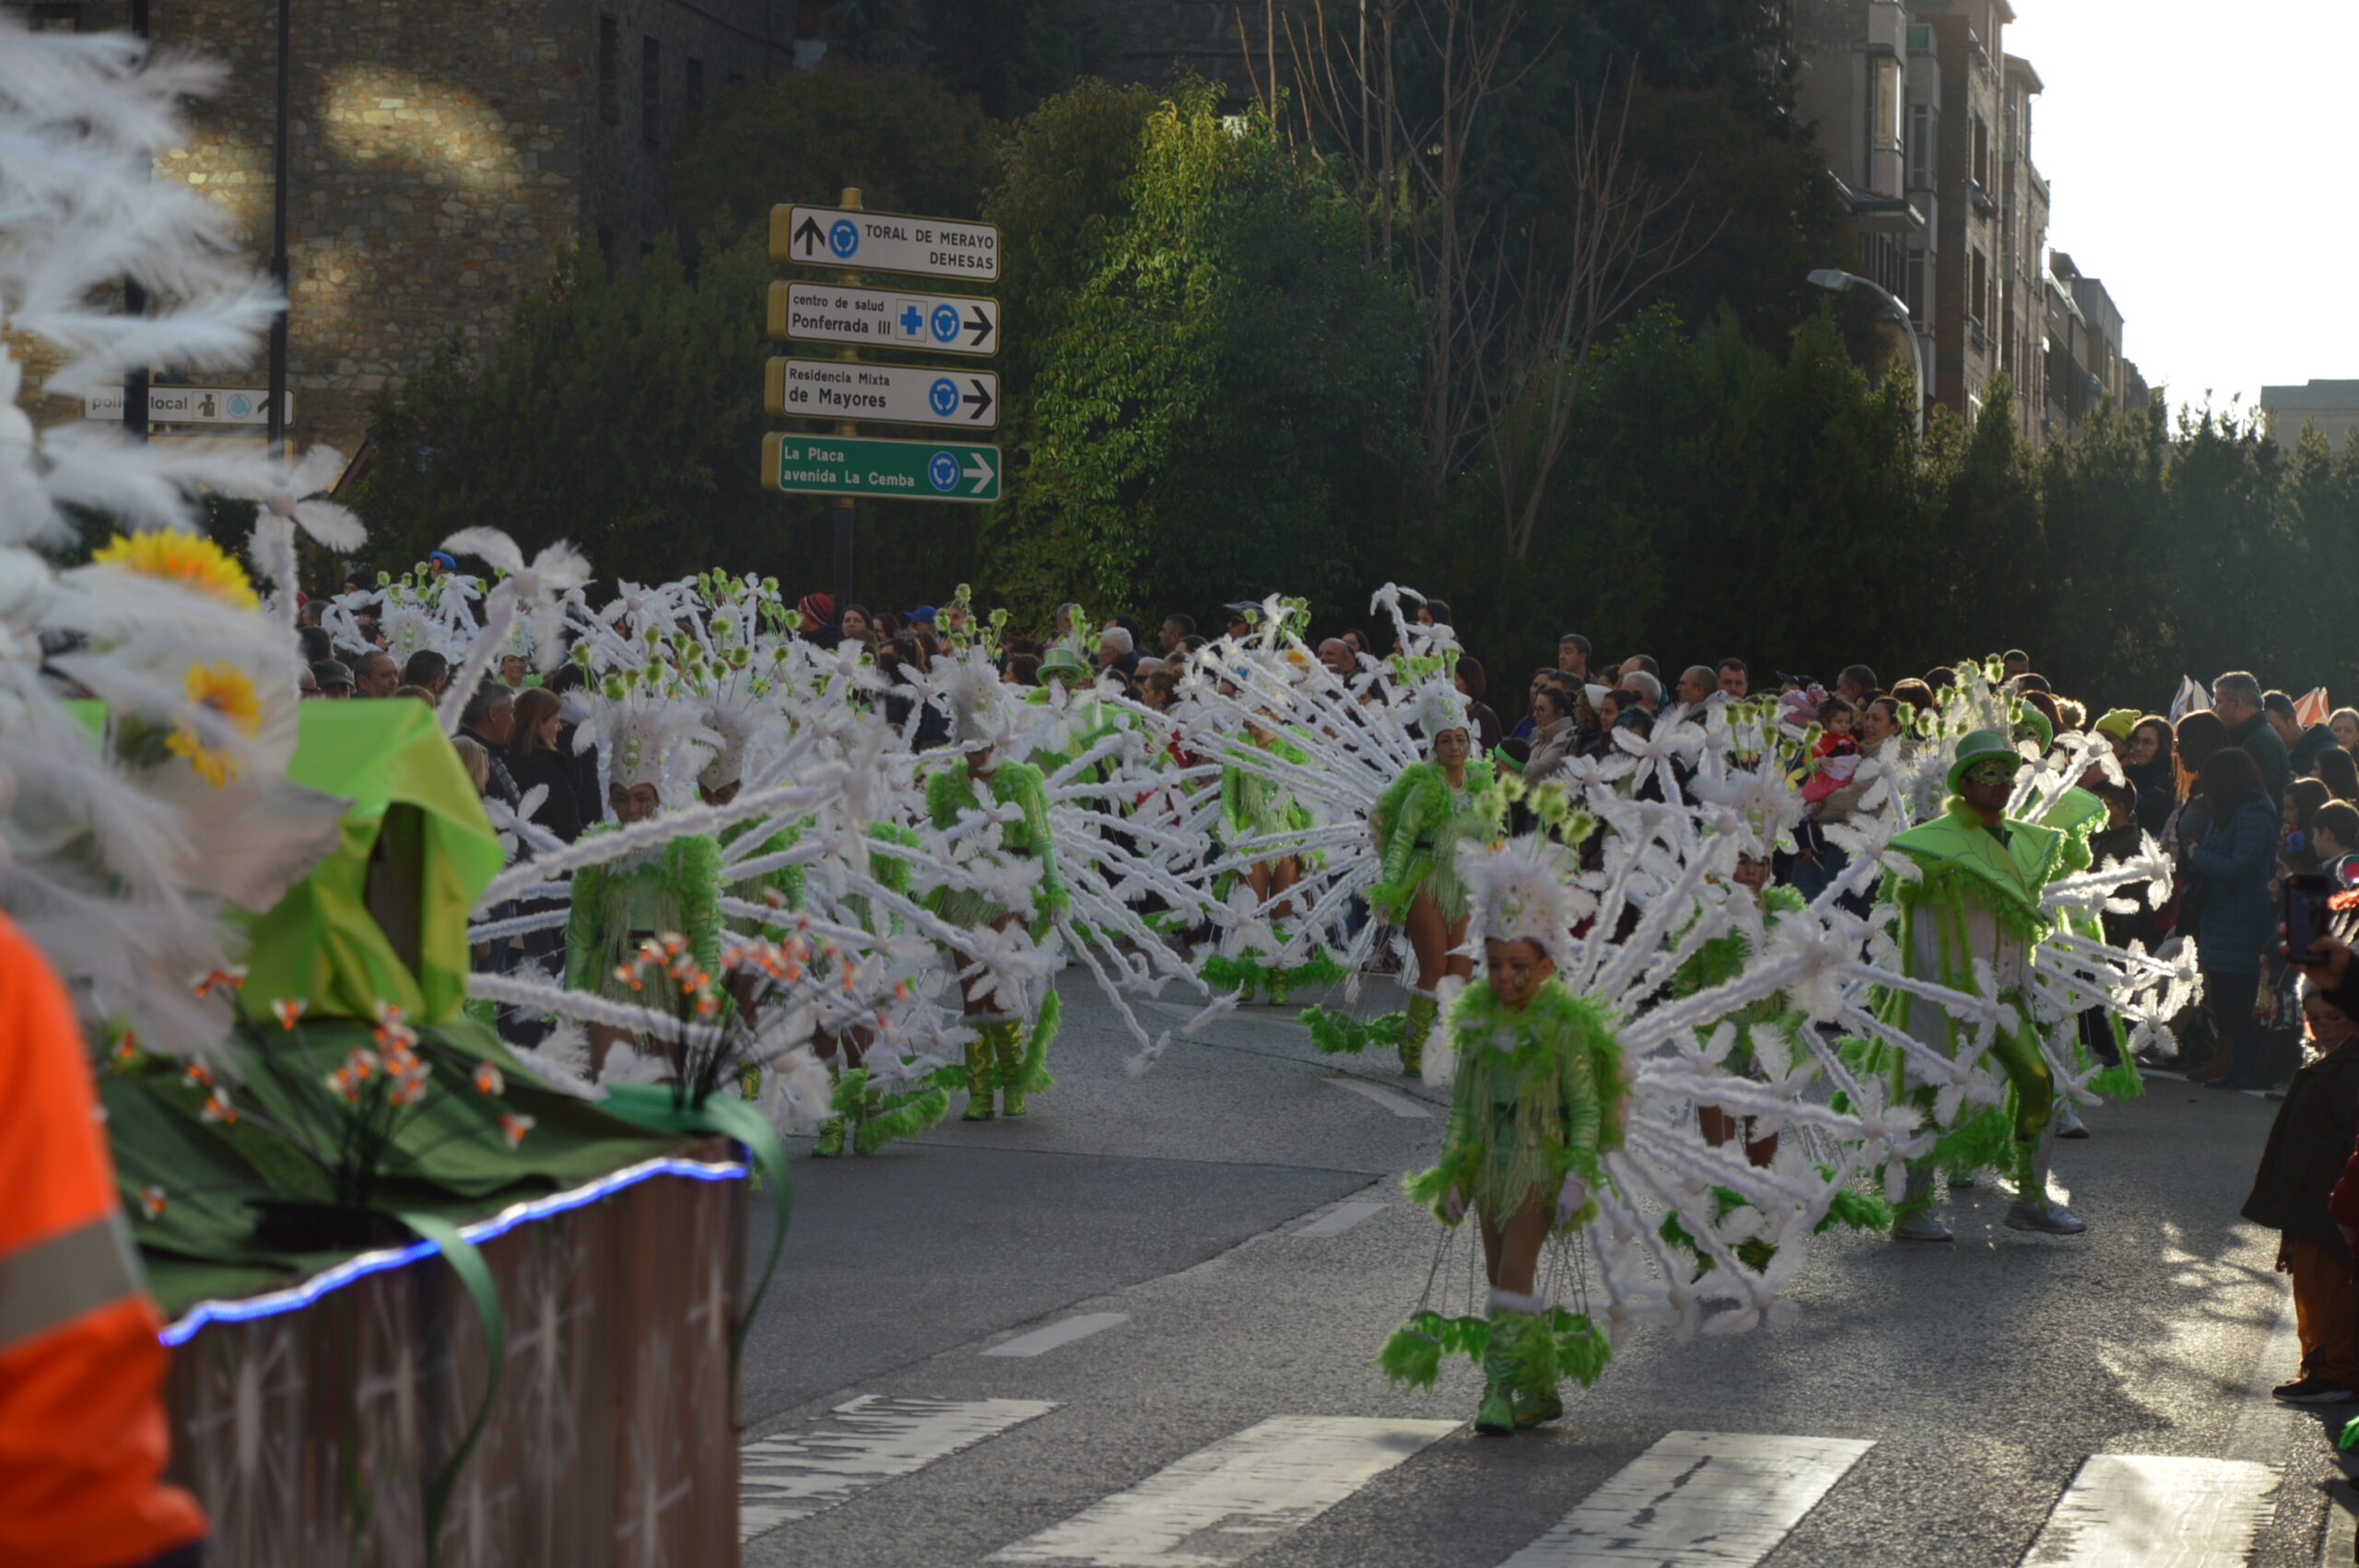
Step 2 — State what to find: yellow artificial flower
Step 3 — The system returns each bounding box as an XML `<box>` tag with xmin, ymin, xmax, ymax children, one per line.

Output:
<box><xmin>91</xmin><ymin>530</ymin><xmax>260</xmax><ymax>610</ymax></box>
<box><xmin>166</xmin><ymin>661</ymin><xmax>263</xmax><ymax>786</ymax></box>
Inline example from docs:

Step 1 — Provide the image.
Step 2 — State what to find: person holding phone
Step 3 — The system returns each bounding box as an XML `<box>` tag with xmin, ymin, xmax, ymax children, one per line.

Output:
<box><xmin>2245</xmin><ymin>976</ymin><xmax>2359</xmax><ymax>1403</ymax></box>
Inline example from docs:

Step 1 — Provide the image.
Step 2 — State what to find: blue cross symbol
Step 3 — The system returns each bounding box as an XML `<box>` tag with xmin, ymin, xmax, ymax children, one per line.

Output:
<box><xmin>928</xmin><ymin>451</ymin><xmax>959</xmax><ymax>492</ymax></box>
<box><xmin>928</xmin><ymin>377</ymin><xmax>959</xmax><ymax>417</ymax></box>
<box><xmin>899</xmin><ymin>304</ymin><xmax>923</xmax><ymax>338</ymax></box>
<box><xmin>828</xmin><ymin>218</ymin><xmax>859</xmax><ymax>258</ymax></box>
<box><xmin>930</xmin><ymin>304</ymin><xmax>961</xmax><ymax>343</ymax></box>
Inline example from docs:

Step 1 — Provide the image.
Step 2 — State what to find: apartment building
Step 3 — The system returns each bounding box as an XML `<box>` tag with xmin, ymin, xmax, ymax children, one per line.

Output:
<box><xmin>2259</xmin><ymin>382</ymin><xmax>2359</xmax><ymax>453</ymax></box>
<box><xmin>1798</xmin><ymin>0</ymin><xmax>2139</xmax><ymax>444</ymax></box>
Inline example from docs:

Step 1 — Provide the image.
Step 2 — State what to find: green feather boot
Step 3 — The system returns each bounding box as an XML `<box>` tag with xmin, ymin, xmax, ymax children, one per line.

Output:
<box><xmin>814</xmin><ymin>1117</ymin><xmax>845</xmax><ymax>1157</ymax></box>
<box><xmin>992</xmin><ymin>1021</ymin><xmax>1027</xmax><ymax>1117</ymax></box>
<box><xmin>1399</xmin><ymin>991</ymin><xmax>1436</xmax><ymax>1078</ymax></box>
<box><xmin>1475</xmin><ymin>1319</ymin><xmax>1520</xmax><ymax>1436</ymax></box>
<box><xmin>961</xmin><ymin>1035</ymin><xmax>995</xmax><ymax>1120</ymax></box>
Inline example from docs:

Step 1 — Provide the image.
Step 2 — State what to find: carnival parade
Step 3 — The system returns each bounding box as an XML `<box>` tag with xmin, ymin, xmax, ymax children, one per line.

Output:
<box><xmin>8</xmin><ymin>6</ymin><xmax>2359</xmax><ymax>1566</ymax></box>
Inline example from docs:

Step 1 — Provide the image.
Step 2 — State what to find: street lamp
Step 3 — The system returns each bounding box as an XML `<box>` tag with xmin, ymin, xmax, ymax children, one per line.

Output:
<box><xmin>1809</xmin><ymin>267</ymin><xmax>1926</xmax><ymax>445</ymax></box>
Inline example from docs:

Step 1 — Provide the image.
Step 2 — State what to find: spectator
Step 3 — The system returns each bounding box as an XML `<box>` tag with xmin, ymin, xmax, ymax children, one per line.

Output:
<box><xmin>1890</xmin><ymin>677</ymin><xmax>1935</xmax><ymax>717</ymax></box>
<box><xmin>2285</xmin><ymin>778</ymin><xmax>2332</xmax><ymax>876</ymax></box>
<box><xmin>459</xmin><ymin>684</ymin><xmax>522</xmax><ymax>808</ymax></box>
<box><xmin>1004</xmin><ymin>651</ymin><xmax>1041</xmax><ymax>686</ymax></box>
<box><xmin>298</xmin><ymin>662</ymin><xmax>320</xmax><ymax>698</ymax></box>
<box><xmin>401</xmin><ymin>649</ymin><xmax>450</xmax><ymax>697</ymax></box>
<box><xmin>1669</xmin><ymin>665</ymin><xmax>1711</xmax><ymax>711</ymax></box>
<box><xmin>1507</xmin><ymin>668</ymin><xmax>1556</xmax><ymax>743</ymax></box>
<box><xmin>2002</xmin><ymin>649</ymin><xmax>2030</xmax><ymax>680</ymax></box>
<box><xmin>355</xmin><ymin>649</ymin><xmax>401</xmax><ymax>698</ymax></box>
<box><xmin>1924</xmin><ymin>666</ymin><xmax>1958</xmax><ymax>693</ymax></box>
<box><xmin>507</xmin><ymin>687</ymin><xmax>585</xmax><ymax>843</ymax></box>
<box><xmin>1522</xmin><ymin>684</ymin><xmax>1577</xmax><ymax>781</ymax></box>
<box><xmin>1341</xmin><ymin>627</ymin><xmax>1371</xmax><ymax>658</ymax></box>
<box><xmin>299</xmin><ymin>624</ymin><xmax>334</xmax><ymax>664</ymax></box>
<box><xmin>1097</xmin><ymin>625</ymin><xmax>1138</xmax><ymax>677</ymax></box>
<box><xmin>1138</xmin><ymin>667</ymin><xmax>1179</xmax><ymax>711</ymax></box>
<box><xmin>2267</xmin><ymin>690</ymin><xmax>2339</xmax><ymax>777</ymax></box>
<box><xmin>797</xmin><ymin>592</ymin><xmax>839</xmax><ymax>648</ymax></box>
<box><xmin>1416</xmin><ymin>597</ymin><xmax>1452</xmax><ymax>628</ymax></box>
<box><xmin>2167</xmin><ymin>709</ymin><xmax>2233</xmax><ymax>884</ymax></box>
<box><xmin>2185</xmin><ymin>746</ymin><xmax>2283</xmax><ymax>1089</ymax></box>
<box><xmin>2239</xmin><ymin>980</ymin><xmax>2359</xmax><ymax>1404</ymax></box>
<box><xmin>1716</xmin><ymin>658</ymin><xmax>1748</xmax><ymax>698</ymax></box>
<box><xmin>1618</xmin><ymin>668</ymin><xmax>1662</xmax><ymax>715</ymax></box>
<box><xmin>498</xmin><ymin>653</ymin><xmax>529</xmax><ymax>689</ymax></box>
<box><xmin>2013</xmin><ymin>673</ymin><xmax>2051</xmax><ymax>695</ymax></box>
<box><xmin>451</xmin><ymin>734</ymin><xmax>491</xmax><ymax>796</ymax></box>
<box><xmin>1318</xmin><ymin>638</ymin><xmax>1356</xmax><ymax>681</ymax></box>
<box><xmin>1621</xmin><ymin>654</ymin><xmax>1661</xmax><ymax>679</ymax></box>
<box><xmin>311</xmin><ymin>659</ymin><xmax>354</xmax><ymax>697</ymax></box>
<box><xmin>1222</xmin><ymin>602</ymin><xmax>1255</xmax><ymax>640</ymax></box>
<box><xmin>1159</xmin><ymin>614</ymin><xmax>1194</xmax><ymax>655</ymax></box>
<box><xmin>2315</xmin><ymin>746</ymin><xmax>2359</xmax><ymax>803</ymax></box>
<box><xmin>427</xmin><ymin>549</ymin><xmax>458</xmax><ymax>579</ymax></box>
<box><xmin>1456</xmin><ymin>656</ymin><xmax>1503</xmax><ymax>751</ymax></box>
<box><xmin>2315</xmin><ymin>802</ymin><xmax>2359</xmax><ymax>883</ymax></box>
<box><xmin>839</xmin><ymin>603</ymin><xmax>878</xmax><ymax>649</ymax></box>
<box><xmin>392</xmin><ymin>684</ymin><xmax>435</xmax><ymax>704</ymax></box>
<box><xmin>1557</xmin><ymin>634</ymin><xmax>1591</xmax><ymax>678</ymax></box>
<box><xmin>1835</xmin><ymin>664</ymin><xmax>1877</xmax><ymax>706</ymax></box>
<box><xmin>2331</xmin><ymin>706</ymin><xmax>2359</xmax><ymax>754</ymax></box>
<box><xmin>545</xmin><ymin>662</ymin><xmax>600</xmax><ymax>813</ymax></box>
<box><xmin>2214</xmin><ymin>670</ymin><xmax>2292</xmax><ymax>812</ymax></box>
<box><xmin>2119</xmin><ymin>715</ymin><xmax>2177</xmax><ymax>836</ymax></box>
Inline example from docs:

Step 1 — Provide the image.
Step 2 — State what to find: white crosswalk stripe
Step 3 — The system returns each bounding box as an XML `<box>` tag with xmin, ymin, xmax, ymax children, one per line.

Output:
<box><xmin>1497</xmin><ymin>1430</ymin><xmax>1874</xmax><ymax>1567</ymax></box>
<box><xmin>2019</xmin><ymin>1454</ymin><xmax>2278</xmax><ymax>1567</ymax></box>
<box><xmin>989</xmin><ymin>1414</ymin><xmax>1460</xmax><ymax>1565</ymax></box>
<box><xmin>738</xmin><ymin>1395</ymin><xmax>1057</xmax><ymax>1541</ymax></box>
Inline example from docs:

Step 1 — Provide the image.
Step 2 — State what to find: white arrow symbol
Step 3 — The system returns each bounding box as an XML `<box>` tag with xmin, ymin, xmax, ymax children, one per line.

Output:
<box><xmin>961</xmin><ymin>450</ymin><xmax>995</xmax><ymax>495</ymax></box>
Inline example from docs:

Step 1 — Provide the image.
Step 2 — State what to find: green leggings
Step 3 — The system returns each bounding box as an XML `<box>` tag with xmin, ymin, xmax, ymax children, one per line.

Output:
<box><xmin>1989</xmin><ymin>1024</ymin><xmax>2055</xmax><ymax>1141</ymax></box>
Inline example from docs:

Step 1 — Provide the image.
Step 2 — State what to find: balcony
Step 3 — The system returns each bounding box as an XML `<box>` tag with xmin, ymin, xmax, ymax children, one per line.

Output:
<box><xmin>1967</xmin><ymin>316</ymin><xmax>1989</xmax><ymax>356</ymax></box>
<box><xmin>1966</xmin><ymin>177</ymin><xmax>1997</xmax><ymax>219</ymax></box>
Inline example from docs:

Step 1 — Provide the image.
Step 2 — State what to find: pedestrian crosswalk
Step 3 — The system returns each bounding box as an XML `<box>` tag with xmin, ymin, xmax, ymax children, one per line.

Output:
<box><xmin>741</xmin><ymin>1405</ymin><xmax>2285</xmax><ymax>1564</ymax></box>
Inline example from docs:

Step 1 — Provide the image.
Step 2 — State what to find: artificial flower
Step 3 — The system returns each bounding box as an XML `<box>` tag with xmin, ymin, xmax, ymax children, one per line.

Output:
<box><xmin>90</xmin><ymin>530</ymin><xmax>260</xmax><ymax>609</ymax></box>
<box><xmin>166</xmin><ymin>661</ymin><xmax>264</xmax><ymax>786</ymax></box>
<box><xmin>473</xmin><ymin>1059</ymin><xmax>505</xmax><ymax>1095</ymax></box>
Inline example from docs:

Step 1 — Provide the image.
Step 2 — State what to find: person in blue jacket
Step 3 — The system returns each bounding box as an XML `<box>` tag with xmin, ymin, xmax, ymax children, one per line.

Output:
<box><xmin>2187</xmin><ymin>746</ymin><xmax>2284</xmax><ymax>1091</ymax></box>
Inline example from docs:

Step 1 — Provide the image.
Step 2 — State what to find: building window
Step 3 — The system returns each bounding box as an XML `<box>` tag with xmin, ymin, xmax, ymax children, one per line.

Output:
<box><xmin>1970</xmin><ymin>249</ymin><xmax>1988</xmax><ymax>324</ymax></box>
<box><xmin>598</xmin><ymin>16</ymin><xmax>618</xmax><ymax>124</ymax></box>
<box><xmin>1972</xmin><ymin>115</ymin><xmax>1989</xmax><ymax>186</ymax></box>
<box><xmin>1907</xmin><ymin>104</ymin><xmax>1935</xmax><ymax>189</ymax></box>
<box><xmin>686</xmin><ymin>56</ymin><xmax>705</xmax><ymax>122</ymax></box>
<box><xmin>641</xmin><ymin>36</ymin><xmax>662</xmax><ymax>146</ymax></box>
<box><xmin>28</xmin><ymin>4</ymin><xmax>80</xmax><ymax>30</ymax></box>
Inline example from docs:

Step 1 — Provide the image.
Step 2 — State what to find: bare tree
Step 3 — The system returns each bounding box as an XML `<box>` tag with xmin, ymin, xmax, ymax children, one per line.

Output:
<box><xmin>1253</xmin><ymin>2</ymin><xmax>1707</xmax><ymax>554</ymax></box>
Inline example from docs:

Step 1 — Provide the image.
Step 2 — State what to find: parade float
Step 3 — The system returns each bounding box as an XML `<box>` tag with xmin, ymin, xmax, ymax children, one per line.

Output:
<box><xmin>0</xmin><ymin>26</ymin><xmax>780</xmax><ymax>1564</ymax></box>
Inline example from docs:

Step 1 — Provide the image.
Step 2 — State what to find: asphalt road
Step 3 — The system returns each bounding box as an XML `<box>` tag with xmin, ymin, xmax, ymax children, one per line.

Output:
<box><xmin>736</xmin><ymin>969</ymin><xmax>2353</xmax><ymax>1568</ymax></box>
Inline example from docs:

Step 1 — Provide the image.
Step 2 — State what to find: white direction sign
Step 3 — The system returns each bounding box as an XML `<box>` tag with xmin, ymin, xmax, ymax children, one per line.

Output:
<box><xmin>766</xmin><ymin>357</ymin><xmax>998</xmax><ymax>428</ymax></box>
<box><xmin>82</xmin><ymin>386</ymin><xmax>291</xmax><ymax>425</ymax></box>
<box><xmin>768</xmin><ymin>281</ymin><xmax>997</xmax><ymax>357</ymax></box>
<box><xmin>773</xmin><ymin>205</ymin><xmax>1000</xmax><ymax>282</ymax></box>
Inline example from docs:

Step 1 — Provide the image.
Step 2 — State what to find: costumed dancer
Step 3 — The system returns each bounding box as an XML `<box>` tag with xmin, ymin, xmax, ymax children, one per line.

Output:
<box><xmin>1356</xmin><ymin>678</ymin><xmax>1502</xmax><ymax>1072</ymax></box>
<box><xmin>923</xmin><ymin>649</ymin><xmax>1067</xmax><ymax>1120</ymax></box>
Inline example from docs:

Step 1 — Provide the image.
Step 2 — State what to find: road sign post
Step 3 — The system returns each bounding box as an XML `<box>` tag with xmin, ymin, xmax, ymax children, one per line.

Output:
<box><xmin>771</xmin><ymin>205</ymin><xmax>1000</xmax><ymax>283</ymax></box>
<box><xmin>767</xmin><ymin>281</ymin><xmax>998</xmax><ymax>356</ymax></box>
<box><xmin>762</xmin><ymin>434</ymin><xmax>1001</xmax><ymax>503</ymax></box>
<box><xmin>765</xmin><ymin>358</ymin><xmax>998</xmax><ymax>429</ymax></box>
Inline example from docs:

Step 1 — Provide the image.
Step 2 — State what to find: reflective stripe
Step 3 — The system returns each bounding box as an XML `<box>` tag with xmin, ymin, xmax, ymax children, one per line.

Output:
<box><xmin>0</xmin><ymin>1211</ymin><xmax>143</xmax><ymax>1352</ymax></box>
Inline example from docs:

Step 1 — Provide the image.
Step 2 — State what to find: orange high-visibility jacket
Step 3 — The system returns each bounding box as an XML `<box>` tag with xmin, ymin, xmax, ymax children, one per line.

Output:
<box><xmin>0</xmin><ymin>913</ymin><xmax>208</xmax><ymax>1568</ymax></box>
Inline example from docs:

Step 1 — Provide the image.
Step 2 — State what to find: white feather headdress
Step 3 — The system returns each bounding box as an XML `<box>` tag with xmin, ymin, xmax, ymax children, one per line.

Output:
<box><xmin>1457</xmin><ymin>834</ymin><xmax>1586</xmax><ymax>965</ymax></box>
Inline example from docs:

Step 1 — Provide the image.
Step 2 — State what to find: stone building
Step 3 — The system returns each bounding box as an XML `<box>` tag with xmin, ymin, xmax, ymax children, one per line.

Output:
<box><xmin>41</xmin><ymin>0</ymin><xmax>804</xmax><ymax>455</ymax></box>
<box><xmin>2260</xmin><ymin>382</ymin><xmax>2359</xmax><ymax>454</ymax></box>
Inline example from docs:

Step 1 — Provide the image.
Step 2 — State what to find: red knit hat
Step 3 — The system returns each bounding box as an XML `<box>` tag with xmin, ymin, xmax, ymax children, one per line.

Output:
<box><xmin>797</xmin><ymin>592</ymin><xmax>835</xmax><ymax>626</ymax></box>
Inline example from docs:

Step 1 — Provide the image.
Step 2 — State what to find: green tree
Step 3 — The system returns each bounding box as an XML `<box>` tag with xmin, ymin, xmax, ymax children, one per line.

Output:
<box><xmin>1004</xmin><ymin>85</ymin><xmax>1421</xmax><ymax>624</ymax></box>
<box><xmin>666</xmin><ymin>64</ymin><xmax>999</xmax><ymax>241</ymax></box>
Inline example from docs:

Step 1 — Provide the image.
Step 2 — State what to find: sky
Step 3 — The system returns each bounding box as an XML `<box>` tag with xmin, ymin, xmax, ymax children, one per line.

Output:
<box><xmin>2003</xmin><ymin>0</ymin><xmax>2350</xmax><ymax>415</ymax></box>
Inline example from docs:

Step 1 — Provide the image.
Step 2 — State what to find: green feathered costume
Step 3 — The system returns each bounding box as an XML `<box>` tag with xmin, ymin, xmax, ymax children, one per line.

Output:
<box><xmin>1382</xmin><ymin>977</ymin><xmax>1626</xmax><ymax>1424</ymax></box>
<box><xmin>562</xmin><ymin>829</ymin><xmax>725</xmax><ymax>1005</ymax></box>
<box><xmin>922</xmin><ymin>756</ymin><xmax>1065</xmax><ymax>1117</ymax></box>
<box><xmin>1874</xmin><ymin>800</ymin><xmax>2067</xmax><ymax>1198</ymax></box>
<box><xmin>1205</xmin><ymin>731</ymin><xmax>1344</xmax><ymax>1004</ymax></box>
<box><xmin>1369</xmin><ymin>757</ymin><xmax>1502</xmax><ymax>926</ymax></box>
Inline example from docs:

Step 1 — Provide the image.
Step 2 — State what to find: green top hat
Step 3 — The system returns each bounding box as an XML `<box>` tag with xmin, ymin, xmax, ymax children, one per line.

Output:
<box><xmin>1947</xmin><ymin>728</ymin><xmax>2025</xmax><ymax>795</ymax></box>
<box><xmin>1037</xmin><ymin>646</ymin><xmax>1092</xmax><ymax>684</ymax></box>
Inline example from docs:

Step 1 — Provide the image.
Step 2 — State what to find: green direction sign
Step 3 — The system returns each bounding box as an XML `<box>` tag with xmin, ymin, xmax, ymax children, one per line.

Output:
<box><xmin>762</xmin><ymin>432</ymin><xmax>1001</xmax><ymax>503</ymax></box>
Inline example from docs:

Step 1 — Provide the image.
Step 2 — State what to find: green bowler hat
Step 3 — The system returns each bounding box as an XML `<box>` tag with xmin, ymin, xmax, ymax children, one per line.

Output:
<box><xmin>1947</xmin><ymin>728</ymin><xmax>2025</xmax><ymax>794</ymax></box>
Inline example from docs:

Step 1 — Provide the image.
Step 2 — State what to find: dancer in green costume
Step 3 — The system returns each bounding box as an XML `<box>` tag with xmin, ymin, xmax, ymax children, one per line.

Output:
<box><xmin>1881</xmin><ymin>729</ymin><xmax>2087</xmax><ymax>1239</ymax></box>
<box><xmin>1394</xmin><ymin>837</ymin><xmax>1625</xmax><ymax>1434</ymax></box>
<box><xmin>925</xmin><ymin>651</ymin><xmax>1067</xmax><ymax>1120</ymax></box>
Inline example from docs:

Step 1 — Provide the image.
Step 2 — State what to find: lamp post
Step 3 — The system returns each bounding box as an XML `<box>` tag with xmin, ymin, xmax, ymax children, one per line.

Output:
<box><xmin>265</xmin><ymin>0</ymin><xmax>291</xmax><ymax>461</ymax></box>
<box><xmin>1808</xmin><ymin>267</ymin><xmax>1926</xmax><ymax>446</ymax></box>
